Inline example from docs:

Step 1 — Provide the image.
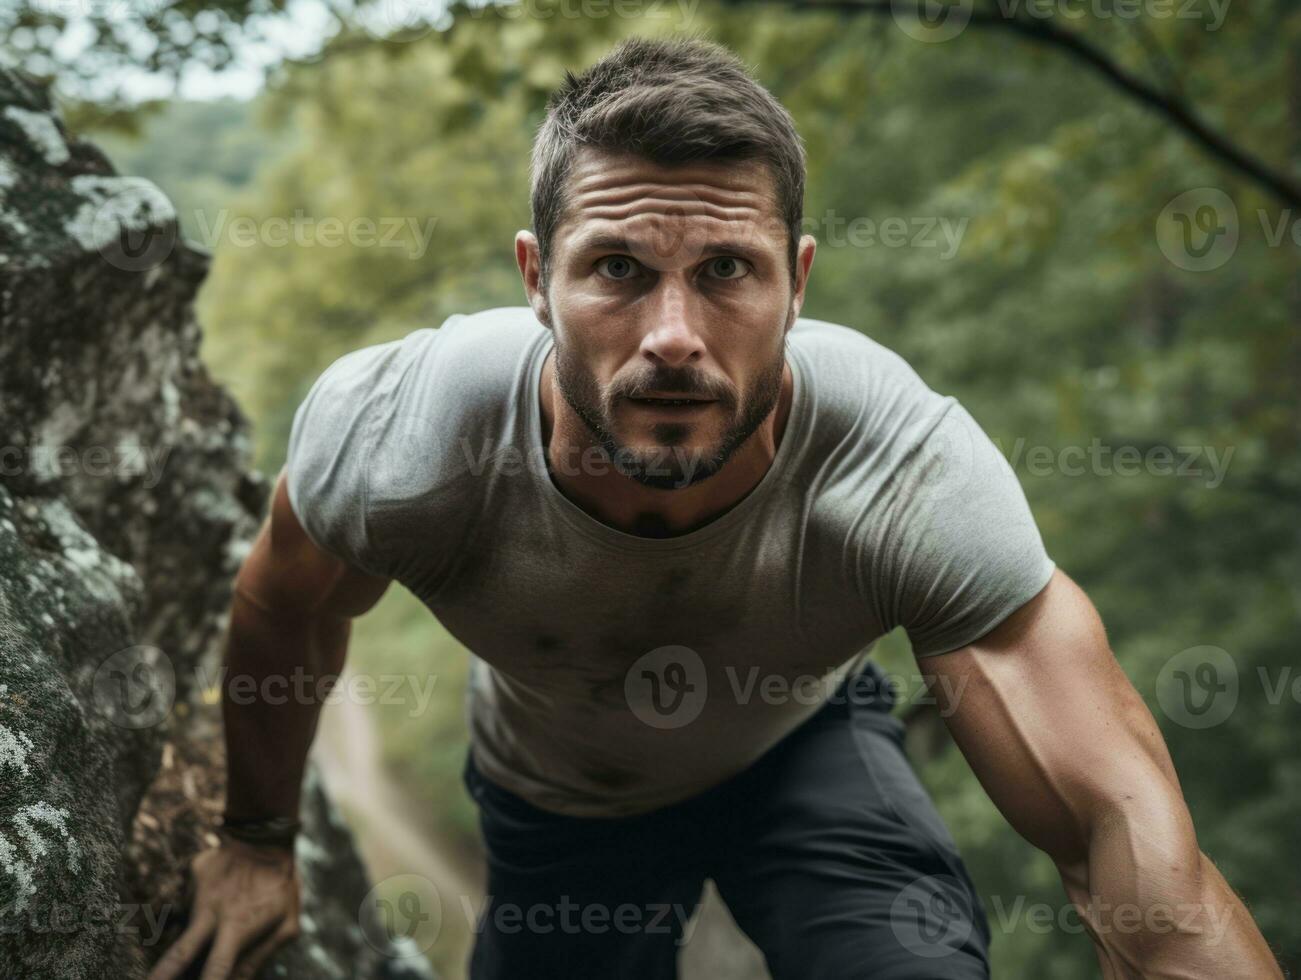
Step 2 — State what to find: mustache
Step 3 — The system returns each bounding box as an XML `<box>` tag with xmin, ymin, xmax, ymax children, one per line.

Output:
<box><xmin>618</xmin><ymin>367</ymin><xmax>730</xmax><ymax>401</ymax></box>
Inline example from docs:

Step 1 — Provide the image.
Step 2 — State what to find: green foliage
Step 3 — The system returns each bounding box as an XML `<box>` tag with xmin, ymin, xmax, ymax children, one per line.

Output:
<box><xmin>5</xmin><ymin>0</ymin><xmax>294</xmax><ymax>105</ymax></box>
<box><xmin>84</xmin><ymin>97</ymin><xmax>287</xmax><ymax>241</ymax></box>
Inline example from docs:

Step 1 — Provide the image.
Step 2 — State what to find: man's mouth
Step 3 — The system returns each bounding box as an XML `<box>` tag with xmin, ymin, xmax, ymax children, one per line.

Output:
<box><xmin>627</xmin><ymin>394</ymin><xmax>716</xmax><ymax>409</ymax></box>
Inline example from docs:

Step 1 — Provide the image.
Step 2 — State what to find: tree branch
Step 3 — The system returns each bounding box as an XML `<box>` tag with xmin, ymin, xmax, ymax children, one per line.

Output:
<box><xmin>726</xmin><ymin>0</ymin><xmax>1301</xmax><ymax>209</ymax></box>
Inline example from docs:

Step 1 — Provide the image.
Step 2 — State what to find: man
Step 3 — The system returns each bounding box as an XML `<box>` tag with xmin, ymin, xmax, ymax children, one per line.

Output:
<box><xmin>150</xmin><ymin>35</ymin><xmax>1282</xmax><ymax>980</ymax></box>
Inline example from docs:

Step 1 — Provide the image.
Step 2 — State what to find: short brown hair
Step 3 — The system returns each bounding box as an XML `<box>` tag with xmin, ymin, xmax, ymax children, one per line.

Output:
<box><xmin>529</xmin><ymin>35</ymin><xmax>807</xmax><ymax>285</ymax></box>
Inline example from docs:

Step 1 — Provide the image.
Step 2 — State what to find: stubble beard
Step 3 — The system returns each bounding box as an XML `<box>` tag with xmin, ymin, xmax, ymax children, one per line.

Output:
<box><xmin>550</xmin><ymin>324</ymin><xmax>790</xmax><ymax>491</ymax></box>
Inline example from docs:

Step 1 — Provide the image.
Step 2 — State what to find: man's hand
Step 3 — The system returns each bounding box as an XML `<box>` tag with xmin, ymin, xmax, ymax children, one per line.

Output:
<box><xmin>921</xmin><ymin>567</ymin><xmax>1283</xmax><ymax>978</ymax></box>
<box><xmin>148</xmin><ymin>837</ymin><xmax>300</xmax><ymax>980</ymax></box>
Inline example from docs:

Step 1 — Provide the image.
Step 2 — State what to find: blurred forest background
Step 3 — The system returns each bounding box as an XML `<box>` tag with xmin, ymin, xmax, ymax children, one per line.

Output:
<box><xmin>11</xmin><ymin>0</ymin><xmax>1298</xmax><ymax>975</ymax></box>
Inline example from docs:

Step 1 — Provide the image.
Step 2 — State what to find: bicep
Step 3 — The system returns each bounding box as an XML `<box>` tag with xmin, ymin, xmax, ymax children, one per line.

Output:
<box><xmin>920</xmin><ymin>568</ymin><xmax>1185</xmax><ymax>866</ymax></box>
<box><xmin>234</xmin><ymin>469</ymin><xmax>391</xmax><ymax>620</ymax></box>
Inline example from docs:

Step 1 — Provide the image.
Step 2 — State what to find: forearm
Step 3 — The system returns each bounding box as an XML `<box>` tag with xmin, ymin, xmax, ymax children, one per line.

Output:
<box><xmin>221</xmin><ymin>587</ymin><xmax>351</xmax><ymax>821</ymax></box>
<box><xmin>1056</xmin><ymin>804</ymin><xmax>1282</xmax><ymax>979</ymax></box>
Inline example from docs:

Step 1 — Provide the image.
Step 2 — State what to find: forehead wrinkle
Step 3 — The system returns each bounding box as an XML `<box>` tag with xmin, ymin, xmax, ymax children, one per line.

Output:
<box><xmin>565</xmin><ymin>190</ymin><xmax>776</xmax><ymax>249</ymax></box>
<box><xmin>555</xmin><ymin>159</ymin><xmax>786</xmax><ymax>260</ymax></box>
<box><xmin>569</xmin><ymin>179</ymin><xmax>772</xmax><ymax>212</ymax></box>
<box><xmin>580</xmin><ymin>200</ymin><xmax>766</xmax><ymax>225</ymax></box>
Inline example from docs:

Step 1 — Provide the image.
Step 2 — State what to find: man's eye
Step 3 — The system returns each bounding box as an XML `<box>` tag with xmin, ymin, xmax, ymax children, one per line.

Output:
<box><xmin>596</xmin><ymin>256</ymin><xmax>641</xmax><ymax>280</ymax></box>
<box><xmin>705</xmin><ymin>256</ymin><xmax>750</xmax><ymax>280</ymax></box>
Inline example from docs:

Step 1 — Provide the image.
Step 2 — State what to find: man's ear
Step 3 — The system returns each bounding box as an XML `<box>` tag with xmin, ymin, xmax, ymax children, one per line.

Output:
<box><xmin>790</xmin><ymin>233</ymin><xmax>817</xmax><ymax>321</ymax></box>
<box><xmin>515</xmin><ymin>230</ymin><xmax>551</xmax><ymax>328</ymax></box>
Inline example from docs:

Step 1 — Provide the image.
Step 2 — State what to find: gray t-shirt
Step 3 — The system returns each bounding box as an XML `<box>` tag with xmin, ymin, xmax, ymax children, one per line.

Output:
<box><xmin>286</xmin><ymin>306</ymin><xmax>1055</xmax><ymax>817</ymax></box>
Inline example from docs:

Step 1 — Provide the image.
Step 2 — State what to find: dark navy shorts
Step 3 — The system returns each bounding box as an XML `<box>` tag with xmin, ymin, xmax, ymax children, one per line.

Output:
<box><xmin>461</xmin><ymin>660</ymin><xmax>992</xmax><ymax>979</ymax></box>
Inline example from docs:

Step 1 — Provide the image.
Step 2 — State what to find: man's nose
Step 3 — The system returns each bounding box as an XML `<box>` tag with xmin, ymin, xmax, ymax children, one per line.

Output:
<box><xmin>637</xmin><ymin>276</ymin><xmax>705</xmax><ymax>368</ymax></box>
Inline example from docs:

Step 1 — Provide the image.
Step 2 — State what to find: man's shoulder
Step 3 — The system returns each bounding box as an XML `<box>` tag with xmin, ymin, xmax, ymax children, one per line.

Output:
<box><xmin>351</xmin><ymin>304</ymin><xmax>543</xmax><ymax>369</ymax></box>
<box><xmin>306</xmin><ymin>306</ymin><xmax>545</xmax><ymax>412</ymax></box>
<box><xmin>430</xmin><ymin>305</ymin><xmax>549</xmax><ymax>356</ymax></box>
<box><xmin>399</xmin><ymin>304</ymin><xmax>544</xmax><ymax>398</ymax></box>
<box><xmin>788</xmin><ymin>314</ymin><xmax>951</xmax><ymax>437</ymax></box>
<box><xmin>289</xmin><ymin>306</ymin><xmax>545</xmax><ymax>506</ymax></box>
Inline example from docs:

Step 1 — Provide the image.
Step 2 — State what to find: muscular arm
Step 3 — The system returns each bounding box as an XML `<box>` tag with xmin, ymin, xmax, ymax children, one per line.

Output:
<box><xmin>149</xmin><ymin>469</ymin><xmax>393</xmax><ymax>980</ymax></box>
<box><xmin>222</xmin><ymin>468</ymin><xmax>391</xmax><ymax>821</ymax></box>
<box><xmin>921</xmin><ymin>568</ymin><xmax>1282</xmax><ymax>978</ymax></box>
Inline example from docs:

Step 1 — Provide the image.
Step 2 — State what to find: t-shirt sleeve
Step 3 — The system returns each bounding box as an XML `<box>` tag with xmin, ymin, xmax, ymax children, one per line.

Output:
<box><xmin>872</xmin><ymin>398</ymin><xmax>1056</xmax><ymax>658</ymax></box>
<box><xmin>284</xmin><ymin>345</ymin><xmax>394</xmax><ymax>578</ymax></box>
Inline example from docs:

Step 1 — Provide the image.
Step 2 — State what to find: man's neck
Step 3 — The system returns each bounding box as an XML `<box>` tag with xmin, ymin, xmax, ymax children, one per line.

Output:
<box><xmin>538</xmin><ymin>349</ymin><xmax>794</xmax><ymax>539</ymax></box>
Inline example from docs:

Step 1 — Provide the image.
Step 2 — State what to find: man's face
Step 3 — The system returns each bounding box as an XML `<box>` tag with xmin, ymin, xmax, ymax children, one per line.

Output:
<box><xmin>518</xmin><ymin>148</ymin><xmax>815</xmax><ymax>490</ymax></box>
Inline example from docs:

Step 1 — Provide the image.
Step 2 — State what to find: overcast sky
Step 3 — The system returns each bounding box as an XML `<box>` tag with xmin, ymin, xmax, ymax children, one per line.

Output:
<box><xmin>56</xmin><ymin>0</ymin><xmax>343</xmax><ymax>102</ymax></box>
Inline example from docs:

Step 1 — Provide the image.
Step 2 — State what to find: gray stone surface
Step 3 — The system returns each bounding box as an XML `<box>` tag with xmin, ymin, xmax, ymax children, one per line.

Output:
<box><xmin>0</xmin><ymin>65</ymin><xmax>435</xmax><ymax>980</ymax></box>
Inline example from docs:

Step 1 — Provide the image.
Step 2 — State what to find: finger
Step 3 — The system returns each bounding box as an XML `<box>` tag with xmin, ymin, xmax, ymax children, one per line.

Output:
<box><xmin>230</xmin><ymin>917</ymin><xmax>300</xmax><ymax>980</ymax></box>
<box><xmin>146</xmin><ymin>908</ymin><xmax>217</xmax><ymax>980</ymax></box>
<box><xmin>198</xmin><ymin>927</ymin><xmax>249</xmax><ymax>980</ymax></box>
